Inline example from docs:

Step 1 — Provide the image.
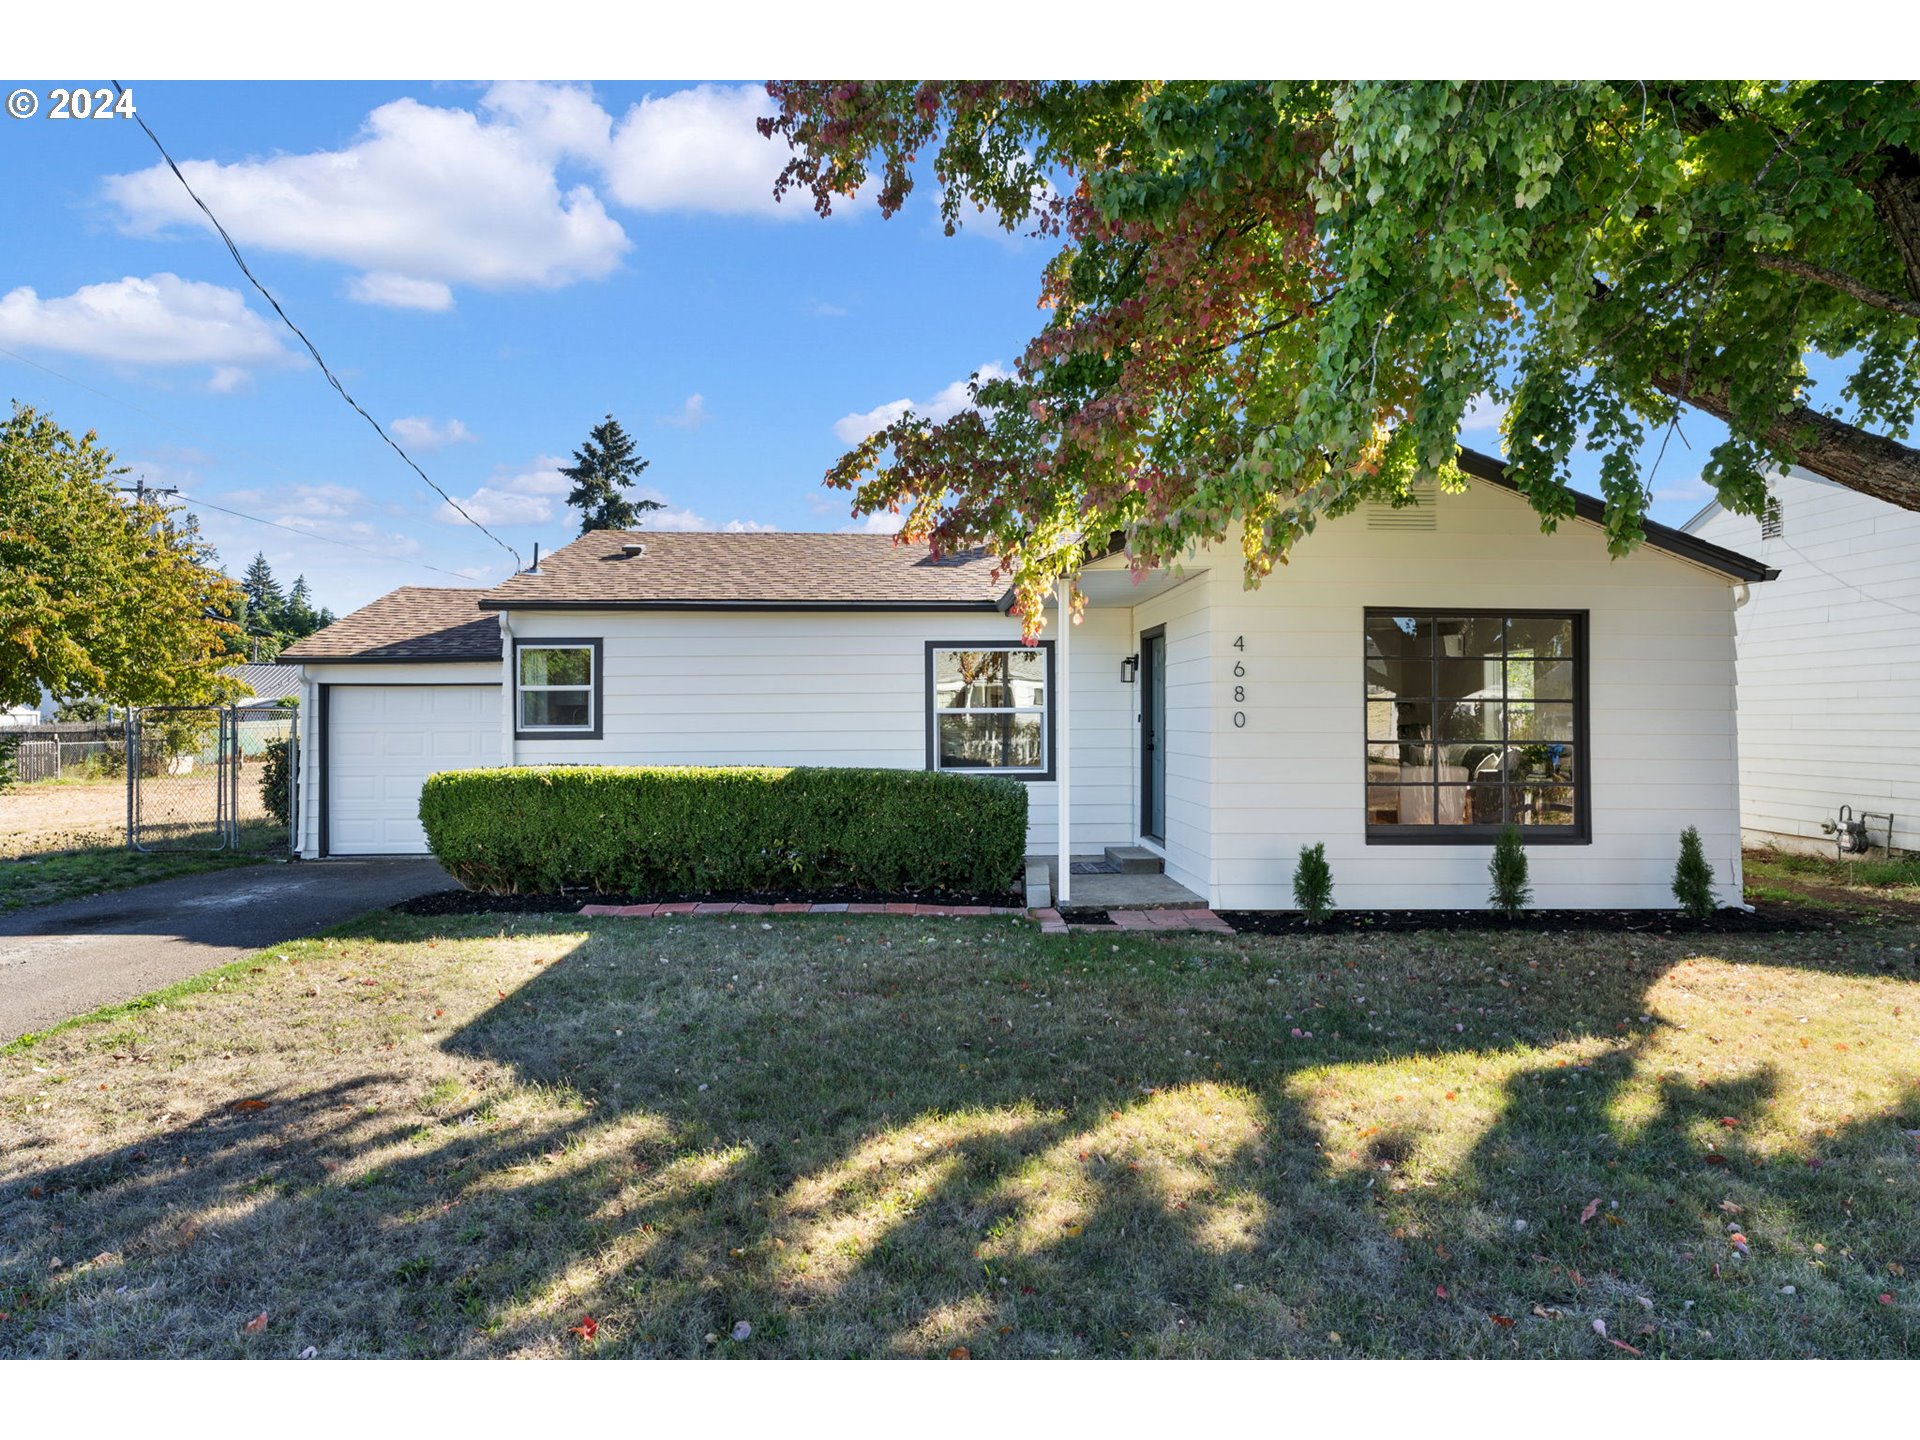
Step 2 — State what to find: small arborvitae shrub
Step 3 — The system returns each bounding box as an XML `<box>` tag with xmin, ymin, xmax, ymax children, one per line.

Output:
<box><xmin>1292</xmin><ymin>842</ymin><xmax>1334</xmax><ymax>924</ymax></box>
<box><xmin>1672</xmin><ymin>825</ymin><xmax>1718</xmax><ymax>921</ymax></box>
<box><xmin>259</xmin><ymin>736</ymin><xmax>294</xmax><ymax>829</ymax></box>
<box><xmin>1487</xmin><ymin>823</ymin><xmax>1533</xmax><ymax>918</ymax></box>
<box><xmin>0</xmin><ymin>732</ymin><xmax>20</xmax><ymax>794</ymax></box>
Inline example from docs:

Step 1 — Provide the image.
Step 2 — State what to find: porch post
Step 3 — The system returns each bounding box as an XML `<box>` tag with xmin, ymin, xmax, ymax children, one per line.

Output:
<box><xmin>1056</xmin><ymin>576</ymin><xmax>1071</xmax><ymax>906</ymax></box>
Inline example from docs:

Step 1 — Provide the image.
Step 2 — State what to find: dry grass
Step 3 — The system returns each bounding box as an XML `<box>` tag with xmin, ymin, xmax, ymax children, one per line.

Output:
<box><xmin>0</xmin><ymin>781</ymin><xmax>130</xmax><ymax>858</ymax></box>
<box><xmin>2</xmin><ymin>911</ymin><xmax>1917</xmax><ymax>1358</ymax></box>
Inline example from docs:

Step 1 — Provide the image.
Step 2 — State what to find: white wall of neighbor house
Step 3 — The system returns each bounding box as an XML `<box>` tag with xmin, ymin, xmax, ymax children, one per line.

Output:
<box><xmin>1188</xmin><ymin>475</ymin><xmax>1745</xmax><ymax>910</ymax></box>
<box><xmin>1690</xmin><ymin>469</ymin><xmax>1920</xmax><ymax>855</ymax></box>
<box><xmin>504</xmin><ymin>608</ymin><xmax>1136</xmax><ymax>857</ymax></box>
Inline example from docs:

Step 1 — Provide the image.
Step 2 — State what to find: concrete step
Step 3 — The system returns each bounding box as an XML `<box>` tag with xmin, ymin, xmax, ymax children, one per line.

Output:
<box><xmin>1023</xmin><ymin>857</ymin><xmax>1053</xmax><ymax>911</ymax></box>
<box><xmin>1104</xmin><ymin>845</ymin><xmax>1164</xmax><ymax>875</ymax></box>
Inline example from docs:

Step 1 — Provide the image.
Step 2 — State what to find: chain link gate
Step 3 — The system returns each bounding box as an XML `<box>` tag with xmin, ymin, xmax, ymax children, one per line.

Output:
<box><xmin>128</xmin><ymin>704</ymin><xmax>297</xmax><ymax>853</ymax></box>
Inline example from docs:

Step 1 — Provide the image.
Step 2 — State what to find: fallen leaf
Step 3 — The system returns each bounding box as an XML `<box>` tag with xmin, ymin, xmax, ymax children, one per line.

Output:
<box><xmin>1580</xmin><ymin>1198</ymin><xmax>1601</xmax><ymax>1225</ymax></box>
<box><xmin>570</xmin><ymin>1315</ymin><xmax>598</xmax><ymax>1341</ymax></box>
<box><xmin>1880</xmin><ymin>1293</ymin><xmax>1895</xmax><ymax>1306</ymax></box>
<box><xmin>1435</xmin><ymin>1285</ymin><xmax>1448</xmax><ymax>1299</ymax></box>
<box><xmin>947</xmin><ymin>1346</ymin><xmax>971</xmax><ymax>1360</ymax></box>
<box><xmin>1718</xmin><ymin>1116</ymin><xmax>1740</xmax><ymax>1129</ymax></box>
<box><xmin>1607</xmin><ymin>1337</ymin><xmax>1644</xmax><ymax>1356</ymax></box>
<box><xmin>1704</xmin><ymin>1153</ymin><xmax>1729</xmax><ymax>1167</ymax></box>
<box><xmin>229</xmin><ymin>1099</ymin><xmax>270</xmax><ymax>1113</ymax></box>
<box><xmin>731</xmin><ymin>1320</ymin><xmax>752</xmax><ymax>1342</ymax></box>
<box><xmin>242</xmin><ymin>1312</ymin><xmax>269</xmax><ymax>1333</ymax></box>
<box><xmin>300</xmin><ymin>1346</ymin><xmax>318</xmax><ymax>1359</ymax></box>
<box><xmin>1489</xmin><ymin>1314</ymin><xmax>1515</xmax><ymax>1327</ymax></box>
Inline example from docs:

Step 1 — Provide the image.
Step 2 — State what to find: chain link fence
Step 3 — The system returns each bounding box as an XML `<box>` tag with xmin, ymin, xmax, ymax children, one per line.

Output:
<box><xmin>128</xmin><ymin>705</ymin><xmax>297</xmax><ymax>853</ymax></box>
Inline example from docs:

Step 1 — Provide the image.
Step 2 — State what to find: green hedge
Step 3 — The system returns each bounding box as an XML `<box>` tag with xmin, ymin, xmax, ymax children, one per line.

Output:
<box><xmin>418</xmin><ymin>765</ymin><xmax>1029</xmax><ymax>897</ymax></box>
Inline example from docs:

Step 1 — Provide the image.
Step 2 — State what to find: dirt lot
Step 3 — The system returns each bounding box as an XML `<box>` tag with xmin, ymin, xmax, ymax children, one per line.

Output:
<box><xmin>0</xmin><ymin>782</ymin><xmax>130</xmax><ymax>859</ymax></box>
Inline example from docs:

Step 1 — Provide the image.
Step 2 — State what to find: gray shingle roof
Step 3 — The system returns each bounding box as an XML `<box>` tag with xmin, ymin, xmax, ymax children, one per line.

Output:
<box><xmin>277</xmin><ymin>587</ymin><xmax>500</xmax><ymax>663</ymax></box>
<box><xmin>477</xmin><ymin>531</ymin><xmax>1004</xmax><ymax>610</ymax></box>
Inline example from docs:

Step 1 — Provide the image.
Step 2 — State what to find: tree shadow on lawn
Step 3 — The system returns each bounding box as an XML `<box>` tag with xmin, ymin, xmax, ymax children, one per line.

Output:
<box><xmin>4</xmin><ymin>917</ymin><xmax>1916</xmax><ymax>1357</ymax></box>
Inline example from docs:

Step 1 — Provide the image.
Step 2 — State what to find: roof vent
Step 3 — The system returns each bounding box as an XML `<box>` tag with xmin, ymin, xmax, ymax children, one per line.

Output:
<box><xmin>621</xmin><ymin>541</ymin><xmax>647</xmax><ymax>558</ymax></box>
<box><xmin>1365</xmin><ymin>479</ymin><xmax>1439</xmax><ymax>531</ymax></box>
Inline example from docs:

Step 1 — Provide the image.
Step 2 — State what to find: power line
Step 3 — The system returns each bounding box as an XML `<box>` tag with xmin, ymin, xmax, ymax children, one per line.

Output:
<box><xmin>173</xmin><ymin>490</ymin><xmax>486</xmax><ymax>582</ymax></box>
<box><xmin>110</xmin><ymin>80</ymin><xmax>524</xmax><ymax>569</ymax></box>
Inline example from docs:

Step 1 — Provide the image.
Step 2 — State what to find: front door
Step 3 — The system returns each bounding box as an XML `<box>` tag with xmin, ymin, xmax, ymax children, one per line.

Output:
<box><xmin>1140</xmin><ymin>628</ymin><xmax>1166</xmax><ymax>842</ymax></box>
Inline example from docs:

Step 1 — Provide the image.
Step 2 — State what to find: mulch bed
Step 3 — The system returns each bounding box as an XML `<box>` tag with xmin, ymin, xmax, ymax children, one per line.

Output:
<box><xmin>393</xmin><ymin>885</ymin><xmax>1026</xmax><ymax>918</ymax></box>
<box><xmin>1207</xmin><ymin>905</ymin><xmax>1829</xmax><ymax>936</ymax></box>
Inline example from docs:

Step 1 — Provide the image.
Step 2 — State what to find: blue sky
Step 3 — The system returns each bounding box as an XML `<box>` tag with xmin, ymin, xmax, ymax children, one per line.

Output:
<box><xmin>2</xmin><ymin>79</ymin><xmax>1733</xmax><ymax>614</ymax></box>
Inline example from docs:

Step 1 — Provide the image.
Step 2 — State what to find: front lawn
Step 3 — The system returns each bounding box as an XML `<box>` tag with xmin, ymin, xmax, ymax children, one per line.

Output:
<box><xmin>2</xmin><ymin>911</ymin><xmax>1916</xmax><ymax>1358</ymax></box>
<box><xmin>0</xmin><ymin>846</ymin><xmax>263</xmax><ymax>914</ymax></box>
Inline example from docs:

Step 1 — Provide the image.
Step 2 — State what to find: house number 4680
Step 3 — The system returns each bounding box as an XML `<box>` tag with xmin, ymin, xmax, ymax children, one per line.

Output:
<box><xmin>1231</xmin><ymin>635</ymin><xmax>1246</xmax><ymax>727</ymax></box>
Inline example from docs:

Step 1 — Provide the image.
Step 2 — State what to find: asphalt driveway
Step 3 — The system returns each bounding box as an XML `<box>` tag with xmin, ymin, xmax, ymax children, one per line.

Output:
<box><xmin>0</xmin><ymin>858</ymin><xmax>454</xmax><ymax>1043</ymax></box>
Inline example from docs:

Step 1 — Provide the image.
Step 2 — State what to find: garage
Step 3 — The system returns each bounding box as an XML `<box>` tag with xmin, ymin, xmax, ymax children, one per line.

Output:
<box><xmin>325</xmin><ymin>685</ymin><xmax>501</xmax><ymax>854</ymax></box>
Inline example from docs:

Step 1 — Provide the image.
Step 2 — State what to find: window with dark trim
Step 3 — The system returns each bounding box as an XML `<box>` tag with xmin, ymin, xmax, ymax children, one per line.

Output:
<box><xmin>514</xmin><ymin>638</ymin><xmax>603</xmax><ymax>739</ymax></box>
<box><xmin>1364</xmin><ymin>610</ymin><xmax>1587</xmax><ymax>842</ymax></box>
<box><xmin>925</xmin><ymin>642</ymin><xmax>1054</xmax><ymax>780</ymax></box>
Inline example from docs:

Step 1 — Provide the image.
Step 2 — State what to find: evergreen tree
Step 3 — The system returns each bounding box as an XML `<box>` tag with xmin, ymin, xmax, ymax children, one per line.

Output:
<box><xmin>240</xmin><ymin>552</ymin><xmax>284</xmax><ymax>636</ymax></box>
<box><xmin>561</xmin><ymin>415</ymin><xmax>661</xmax><ymax>533</ymax></box>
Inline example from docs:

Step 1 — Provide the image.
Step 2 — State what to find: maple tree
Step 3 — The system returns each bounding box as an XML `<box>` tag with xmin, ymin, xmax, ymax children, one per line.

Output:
<box><xmin>0</xmin><ymin>403</ymin><xmax>243</xmax><ymax>709</ymax></box>
<box><xmin>762</xmin><ymin>81</ymin><xmax>1920</xmax><ymax>627</ymax></box>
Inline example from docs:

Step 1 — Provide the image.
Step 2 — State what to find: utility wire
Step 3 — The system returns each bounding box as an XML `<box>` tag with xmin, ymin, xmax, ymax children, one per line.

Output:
<box><xmin>0</xmin><ymin>343</ymin><xmax>491</xmax><ymax>585</ymax></box>
<box><xmin>174</xmin><ymin>490</ymin><xmax>486</xmax><ymax>582</ymax></box>
<box><xmin>110</xmin><ymin>80</ymin><xmax>524</xmax><ymax>568</ymax></box>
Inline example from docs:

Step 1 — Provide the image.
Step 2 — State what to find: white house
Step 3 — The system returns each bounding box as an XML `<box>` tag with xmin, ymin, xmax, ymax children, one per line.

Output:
<box><xmin>1684</xmin><ymin>466</ymin><xmax>1919</xmax><ymax>856</ymax></box>
<box><xmin>278</xmin><ymin>450</ymin><xmax>1774</xmax><ymax>910</ymax></box>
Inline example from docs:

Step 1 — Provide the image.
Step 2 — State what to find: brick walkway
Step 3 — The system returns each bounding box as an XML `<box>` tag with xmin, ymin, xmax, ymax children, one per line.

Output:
<box><xmin>574</xmin><ymin>900</ymin><xmax>1233</xmax><ymax>934</ymax></box>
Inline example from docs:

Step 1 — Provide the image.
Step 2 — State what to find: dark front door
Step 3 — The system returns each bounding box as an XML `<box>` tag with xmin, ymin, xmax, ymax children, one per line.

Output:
<box><xmin>1140</xmin><ymin>628</ymin><xmax>1166</xmax><ymax>842</ymax></box>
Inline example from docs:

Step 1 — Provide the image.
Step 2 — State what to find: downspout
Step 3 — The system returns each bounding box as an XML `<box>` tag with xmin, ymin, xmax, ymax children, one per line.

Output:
<box><xmin>498</xmin><ymin>612</ymin><xmax>515</xmax><ymax>767</ymax></box>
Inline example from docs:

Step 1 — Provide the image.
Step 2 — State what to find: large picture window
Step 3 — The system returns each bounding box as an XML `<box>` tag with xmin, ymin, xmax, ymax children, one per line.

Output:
<box><xmin>515</xmin><ymin>639</ymin><xmax>601</xmax><ymax>739</ymax></box>
<box><xmin>1365</xmin><ymin>611</ymin><xmax>1586</xmax><ymax>842</ymax></box>
<box><xmin>926</xmin><ymin>643</ymin><xmax>1053</xmax><ymax>779</ymax></box>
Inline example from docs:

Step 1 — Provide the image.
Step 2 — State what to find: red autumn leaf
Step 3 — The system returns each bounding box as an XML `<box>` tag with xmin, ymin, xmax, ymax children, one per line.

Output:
<box><xmin>1579</xmin><ymin>1198</ymin><xmax>1601</xmax><ymax>1225</ymax></box>
<box><xmin>1880</xmin><ymin>1293</ymin><xmax>1895</xmax><ymax>1305</ymax></box>
<box><xmin>1606</xmin><ymin>1337</ymin><xmax>1643</xmax><ymax>1356</ymax></box>
<box><xmin>1435</xmin><ymin>1285</ymin><xmax>1448</xmax><ymax>1299</ymax></box>
<box><xmin>570</xmin><ymin>1315</ymin><xmax>598</xmax><ymax>1340</ymax></box>
<box><xmin>1718</xmin><ymin>1116</ymin><xmax>1740</xmax><ymax>1128</ymax></box>
<box><xmin>1489</xmin><ymin>1314</ymin><xmax>1515</xmax><ymax>1327</ymax></box>
<box><xmin>947</xmin><ymin>1346</ymin><xmax>971</xmax><ymax>1359</ymax></box>
<box><xmin>242</xmin><ymin>1312</ymin><xmax>269</xmax><ymax>1333</ymax></box>
<box><xmin>229</xmin><ymin>1099</ymin><xmax>270</xmax><ymax>1112</ymax></box>
<box><xmin>1705</xmin><ymin>1153</ymin><xmax>1730</xmax><ymax>1166</ymax></box>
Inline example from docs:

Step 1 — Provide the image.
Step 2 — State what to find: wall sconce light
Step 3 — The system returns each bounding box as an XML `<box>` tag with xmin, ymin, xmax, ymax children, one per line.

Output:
<box><xmin>1120</xmin><ymin>653</ymin><xmax>1139</xmax><ymax>684</ymax></box>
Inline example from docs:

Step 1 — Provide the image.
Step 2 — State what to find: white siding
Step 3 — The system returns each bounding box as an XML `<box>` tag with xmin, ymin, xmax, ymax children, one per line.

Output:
<box><xmin>1690</xmin><ymin>469</ymin><xmax>1920</xmax><ymax>853</ymax></box>
<box><xmin>1196</xmin><ymin>478</ymin><xmax>1745</xmax><ymax>910</ymax></box>
<box><xmin>505</xmin><ymin>609</ymin><xmax>1134</xmax><ymax>855</ymax></box>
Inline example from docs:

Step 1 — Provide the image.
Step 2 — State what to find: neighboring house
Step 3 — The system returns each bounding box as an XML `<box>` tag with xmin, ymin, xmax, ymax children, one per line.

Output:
<box><xmin>0</xmin><ymin>703</ymin><xmax>42</xmax><ymax>729</ymax></box>
<box><xmin>222</xmin><ymin>662</ymin><xmax>303</xmax><ymax>703</ymax></box>
<box><xmin>277</xmin><ymin>449</ymin><xmax>1774</xmax><ymax>910</ymax></box>
<box><xmin>1684</xmin><ymin>467</ymin><xmax>1920</xmax><ymax>856</ymax></box>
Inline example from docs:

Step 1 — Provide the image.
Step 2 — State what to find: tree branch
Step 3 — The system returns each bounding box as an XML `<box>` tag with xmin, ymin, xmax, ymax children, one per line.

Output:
<box><xmin>1749</xmin><ymin>252</ymin><xmax>1920</xmax><ymax>319</ymax></box>
<box><xmin>1652</xmin><ymin>370</ymin><xmax>1920</xmax><ymax>512</ymax></box>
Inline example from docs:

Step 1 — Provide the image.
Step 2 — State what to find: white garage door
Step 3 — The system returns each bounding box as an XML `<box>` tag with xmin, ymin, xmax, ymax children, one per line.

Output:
<box><xmin>328</xmin><ymin>685</ymin><xmax>501</xmax><ymax>855</ymax></box>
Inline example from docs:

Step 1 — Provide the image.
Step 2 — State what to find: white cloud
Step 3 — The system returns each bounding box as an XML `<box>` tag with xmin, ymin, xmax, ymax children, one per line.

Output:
<box><xmin>434</xmin><ymin>454</ymin><xmax>568</xmax><ymax>527</ymax></box>
<box><xmin>206</xmin><ymin>366</ymin><xmax>254</xmax><ymax>394</ymax></box>
<box><xmin>390</xmin><ymin>415</ymin><xmax>475</xmax><ymax>450</ymax></box>
<box><xmin>1460</xmin><ymin>392</ymin><xmax>1506</xmax><ymax>434</ymax></box>
<box><xmin>1651</xmin><ymin>473</ymin><xmax>1714</xmax><ymax>509</ymax></box>
<box><xmin>803</xmin><ymin>298</ymin><xmax>848</xmax><ymax>318</ymax></box>
<box><xmin>601</xmin><ymin>83</ymin><xmax>796</xmax><ymax>218</ymax></box>
<box><xmin>348</xmin><ymin>274</ymin><xmax>455</xmax><ymax>312</ymax></box>
<box><xmin>101</xmin><ymin>83</ymin><xmax>827</xmax><ymax>312</ymax></box>
<box><xmin>208</xmin><ymin>482</ymin><xmax>425</xmax><ymax>558</ymax></box>
<box><xmin>0</xmin><ymin>274</ymin><xmax>288</xmax><ymax>375</ymax></box>
<box><xmin>833</xmin><ymin>362</ymin><xmax>1010</xmax><ymax>444</ymax></box>
<box><xmin>661</xmin><ymin>393</ymin><xmax>707</xmax><ymax>430</ymax></box>
<box><xmin>645</xmin><ymin>505</ymin><xmax>777</xmax><ymax>533</ymax></box>
<box><xmin>225</xmin><ymin>482</ymin><xmax>366</xmax><ymax>519</ymax></box>
<box><xmin>105</xmin><ymin>94</ymin><xmax>631</xmax><ymax>307</ymax></box>
<box><xmin>839</xmin><ymin>510</ymin><xmax>907</xmax><ymax>535</ymax></box>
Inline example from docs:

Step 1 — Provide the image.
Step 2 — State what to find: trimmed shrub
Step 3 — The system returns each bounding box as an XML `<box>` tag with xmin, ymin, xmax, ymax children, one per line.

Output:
<box><xmin>1487</xmin><ymin>823</ymin><xmax>1533</xmax><ymax>917</ymax></box>
<box><xmin>259</xmin><ymin>736</ymin><xmax>294</xmax><ymax>829</ymax></box>
<box><xmin>0</xmin><ymin>732</ymin><xmax>19</xmax><ymax>794</ymax></box>
<box><xmin>418</xmin><ymin>765</ymin><xmax>1029</xmax><ymax>898</ymax></box>
<box><xmin>1292</xmin><ymin>842</ymin><xmax>1334</xmax><ymax>923</ymax></box>
<box><xmin>1672</xmin><ymin>825</ymin><xmax>1718</xmax><ymax>920</ymax></box>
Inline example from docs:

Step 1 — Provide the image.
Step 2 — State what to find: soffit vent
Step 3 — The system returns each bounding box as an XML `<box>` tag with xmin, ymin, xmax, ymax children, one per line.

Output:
<box><xmin>1365</xmin><ymin>479</ymin><xmax>1439</xmax><ymax>531</ymax></box>
<box><xmin>1760</xmin><ymin>496</ymin><xmax>1783</xmax><ymax>541</ymax></box>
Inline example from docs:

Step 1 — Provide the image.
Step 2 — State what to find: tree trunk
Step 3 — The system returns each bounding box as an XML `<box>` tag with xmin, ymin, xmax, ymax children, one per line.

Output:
<box><xmin>1868</xmin><ymin>144</ymin><xmax>1920</xmax><ymax>303</ymax></box>
<box><xmin>1653</xmin><ymin>373</ymin><xmax>1920</xmax><ymax>513</ymax></box>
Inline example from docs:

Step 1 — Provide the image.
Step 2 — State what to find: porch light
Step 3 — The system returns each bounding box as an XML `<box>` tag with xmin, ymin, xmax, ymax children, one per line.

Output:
<box><xmin>1120</xmin><ymin>653</ymin><xmax>1139</xmax><ymax>684</ymax></box>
